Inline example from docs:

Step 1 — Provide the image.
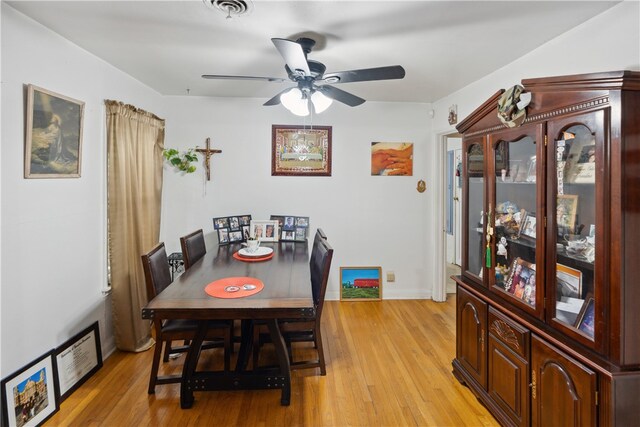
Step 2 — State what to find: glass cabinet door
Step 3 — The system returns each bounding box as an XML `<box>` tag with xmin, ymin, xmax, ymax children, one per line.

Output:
<box><xmin>547</xmin><ymin>111</ymin><xmax>605</xmax><ymax>349</ymax></box>
<box><xmin>462</xmin><ymin>139</ymin><xmax>486</xmax><ymax>285</ymax></box>
<box><xmin>488</xmin><ymin>125</ymin><xmax>544</xmax><ymax>317</ymax></box>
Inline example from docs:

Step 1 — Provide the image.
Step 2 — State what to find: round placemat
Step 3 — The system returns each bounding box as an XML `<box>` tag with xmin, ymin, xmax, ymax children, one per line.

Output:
<box><xmin>233</xmin><ymin>251</ymin><xmax>274</xmax><ymax>262</ymax></box>
<box><xmin>205</xmin><ymin>277</ymin><xmax>264</xmax><ymax>299</ymax></box>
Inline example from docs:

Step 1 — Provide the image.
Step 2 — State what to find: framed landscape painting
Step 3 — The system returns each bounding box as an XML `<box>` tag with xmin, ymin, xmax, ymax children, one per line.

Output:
<box><xmin>25</xmin><ymin>84</ymin><xmax>84</xmax><ymax>178</ymax></box>
<box><xmin>340</xmin><ymin>266</ymin><xmax>382</xmax><ymax>301</ymax></box>
<box><xmin>272</xmin><ymin>125</ymin><xmax>331</xmax><ymax>176</ymax></box>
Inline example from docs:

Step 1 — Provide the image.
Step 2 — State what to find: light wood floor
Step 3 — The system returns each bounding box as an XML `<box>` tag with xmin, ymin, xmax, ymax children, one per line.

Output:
<box><xmin>45</xmin><ymin>298</ymin><xmax>497</xmax><ymax>426</ymax></box>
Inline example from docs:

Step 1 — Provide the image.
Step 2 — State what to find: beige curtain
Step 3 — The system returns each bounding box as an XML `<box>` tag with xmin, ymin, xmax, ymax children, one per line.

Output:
<box><xmin>106</xmin><ymin>100</ymin><xmax>165</xmax><ymax>352</ymax></box>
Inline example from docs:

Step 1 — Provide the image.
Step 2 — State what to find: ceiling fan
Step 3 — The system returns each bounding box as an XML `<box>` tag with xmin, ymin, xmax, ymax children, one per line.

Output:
<box><xmin>202</xmin><ymin>37</ymin><xmax>406</xmax><ymax>115</ymax></box>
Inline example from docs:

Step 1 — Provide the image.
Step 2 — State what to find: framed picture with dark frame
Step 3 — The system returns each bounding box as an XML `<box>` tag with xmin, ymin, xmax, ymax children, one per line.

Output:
<box><xmin>25</xmin><ymin>84</ymin><xmax>85</xmax><ymax>179</ymax></box>
<box><xmin>55</xmin><ymin>321</ymin><xmax>102</xmax><ymax>402</ymax></box>
<box><xmin>575</xmin><ymin>296</ymin><xmax>595</xmax><ymax>339</ymax></box>
<box><xmin>2</xmin><ymin>350</ymin><xmax>60</xmax><ymax>427</ymax></box>
<box><xmin>213</xmin><ymin>215</ymin><xmax>251</xmax><ymax>245</ymax></box>
<box><xmin>340</xmin><ymin>266</ymin><xmax>382</xmax><ymax>301</ymax></box>
<box><xmin>271</xmin><ymin>125</ymin><xmax>332</xmax><ymax>176</ymax></box>
<box><xmin>273</xmin><ymin>215</ymin><xmax>309</xmax><ymax>241</ymax></box>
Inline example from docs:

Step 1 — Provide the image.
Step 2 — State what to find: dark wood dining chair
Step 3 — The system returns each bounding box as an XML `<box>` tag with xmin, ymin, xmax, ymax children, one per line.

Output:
<box><xmin>141</xmin><ymin>242</ymin><xmax>232</xmax><ymax>394</ymax></box>
<box><xmin>253</xmin><ymin>229</ymin><xmax>334</xmax><ymax>374</ymax></box>
<box><xmin>180</xmin><ymin>229</ymin><xmax>207</xmax><ymax>270</ymax></box>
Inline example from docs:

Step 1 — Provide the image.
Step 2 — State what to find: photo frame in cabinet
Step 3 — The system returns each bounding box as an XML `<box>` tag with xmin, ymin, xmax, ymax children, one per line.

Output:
<box><xmin>557</xmin><ymin>263</ymin><xmax>582</xmax><ymax>299</ymax></box>
<box><xmin>575</xmin><ymin>296</ymin><xmax>595</xmax><ymax>338</ymax></box>
<box><xmin>519</xmin><ymin>212</ymin><xmax>536</xmax><ymax>240</ymax></box>
<box><xmin>504</xmin><ymin>257</ymin><xmax>536</xmax><ymax>306</ymax></box>
<box><xmin>526</xmin><ymin>156</ymin><xmax>536</xmax><ymax>183</ymax></box>
<box><xmin>467</xmin><ymin>144</ymin><xmax>484</xmax><ymax>177</ymax></box>
<box><xmin>557</xmin><ymin>194</ymin><xmax>578</xmax><ymax>235</ymax></box>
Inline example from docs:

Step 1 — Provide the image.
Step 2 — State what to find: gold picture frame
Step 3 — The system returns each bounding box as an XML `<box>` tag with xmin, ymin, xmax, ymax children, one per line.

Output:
<box><xmin>25</xmin><ymin>84</ymin><xmax>85</xmax><ymax>178</ymax></box>
<box><xmin>271</xmin><ymin>125</ymin><xmax>331</xmax><ymax>176</ymax></box>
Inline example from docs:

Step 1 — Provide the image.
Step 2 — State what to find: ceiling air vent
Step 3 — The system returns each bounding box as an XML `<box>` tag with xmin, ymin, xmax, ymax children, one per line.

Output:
<box><xmin>203</xmin><ymin>0</ymin><xmax>252</xmax><ymax>18</ymax></box>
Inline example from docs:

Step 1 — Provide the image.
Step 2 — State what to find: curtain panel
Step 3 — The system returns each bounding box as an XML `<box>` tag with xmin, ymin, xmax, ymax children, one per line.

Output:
<box><xmin>106</xmin><ymin>100</ymin><xmax>165</xmax><ymax>352</ymax></box>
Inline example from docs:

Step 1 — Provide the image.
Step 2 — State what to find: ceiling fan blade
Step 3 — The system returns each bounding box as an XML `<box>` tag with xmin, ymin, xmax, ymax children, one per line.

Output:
<box><xmin>318</xmin><ymin>85</ymin><xmax>366</xmax><ymax>107</ymax></box>
<box><xmin>322</xmin><ymin>65</ymin><xmax>405</xmax><ymax>84</ymax></box>
<box><xmin>263</xmin><ymin>87</ymin><xmax>296</xmax><ymax>106</ymax></box>
<box><xmin>271</xmin><ymin>38</ymin><xmax>311</xmax><ymax>77</ymax></box>
<box><xmin>202</xmin><ymin>74</ymin><xmax>287</xmax><ymax>82</ymax></box>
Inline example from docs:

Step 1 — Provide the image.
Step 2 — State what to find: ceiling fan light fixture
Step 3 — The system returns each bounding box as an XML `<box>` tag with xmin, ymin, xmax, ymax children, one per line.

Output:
<box><xmin>311</xmin><ymin>90</ymin><xmax>333</xmax><ymax>114</ymax></box>
<box><xmin>281</xmin><ymin>88</ymin><xmax>309</xmax><ymax>116</ymax></box>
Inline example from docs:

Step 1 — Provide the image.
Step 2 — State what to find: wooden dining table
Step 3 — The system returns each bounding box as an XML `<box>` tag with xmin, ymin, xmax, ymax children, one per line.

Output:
<box><xmin>141</xmin><ymin>241</ymin><xmax>314</xmax><ymax>408</ymax></box>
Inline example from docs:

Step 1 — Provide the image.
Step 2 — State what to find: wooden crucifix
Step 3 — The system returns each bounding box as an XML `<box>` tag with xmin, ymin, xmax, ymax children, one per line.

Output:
<box><xmin>195</xmin><ymin>137</ymin><xmax>222</xmax><ymax>181</ymax></box>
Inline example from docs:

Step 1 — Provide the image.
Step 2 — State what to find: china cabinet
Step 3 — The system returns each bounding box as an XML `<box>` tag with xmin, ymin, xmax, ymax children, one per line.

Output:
<box><xmin>452</xmin><ymin>71</ymin><xmax>640</xmax><ymax>426</ymax></box>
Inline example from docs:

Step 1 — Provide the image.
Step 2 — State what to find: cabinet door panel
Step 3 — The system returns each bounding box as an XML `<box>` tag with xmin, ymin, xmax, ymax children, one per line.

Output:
<box><xmin>488</xmin><ymin>336</ymin><xmax>529</xmax><ymax>427</ymax></box>
<box><xmin>531</xmin><ymin>336</ymin><xmax>597</xmax><ymax>427</ymax></box>
<box><xmin>457</xmin><ymin>286</ymin><xmax>488</xmax><ymax>389</ymax></box>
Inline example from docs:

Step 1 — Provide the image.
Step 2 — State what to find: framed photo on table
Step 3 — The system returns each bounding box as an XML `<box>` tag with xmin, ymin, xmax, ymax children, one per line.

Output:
<box><xmin>54</xmin><ymin>321</ymin><xmax>102</xmax><ymax>402</ymax></box>
<box><xmin>25</xmin><ymin>84</ymin><xmax>84</xmax><ymax>179</ymax></box>
<box><xmin>1</xmin><ymin>350</ymin><xmax>59</xmax><ymax>427</ymax></box>
<box><xmin>250</xmin><ymin>220</ymin><xmax>279</xmax><ymax>242</ymax></box>
<box><xmin>272</xmin><ymin>125</ymin><xmax>332</xmax><ymax>176</ymax></box>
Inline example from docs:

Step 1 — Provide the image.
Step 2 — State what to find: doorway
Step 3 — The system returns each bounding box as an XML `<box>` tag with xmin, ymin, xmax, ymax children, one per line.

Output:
<box><xmin>444</xmin><ymin>135</ymin><xmax>462</xmax><ymax>293</ymax></box>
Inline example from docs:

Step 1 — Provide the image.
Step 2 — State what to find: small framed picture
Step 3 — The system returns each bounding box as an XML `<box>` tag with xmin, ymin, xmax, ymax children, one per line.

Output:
<box><xmin>282</xmin><ymin>230</ymin><xmax>295</xmax><ymax>241</ymax></box>
<box><xmin>295</xmin><ymin>228</ymin><xmax>307</xmax><ymax>241</ymax></box>
<box><xmin>557</xmin><ymin>194</ymin><xmax>578</xmax><ymax>235</ymax></box>
<box><xmin>250</xmin><ymin>220</ymin><xmax>279</xmax><ymax>242</ymax></box>
<box><xmin>242</xmin><ymin>225</ymin><xmax>250</xmax><ymax>240</ymax></box>
<box><xmin>504</xmin><ymin>257</ymin><xmax>536</xmax><ymax>305</ymax></box>
<box><xmin>283</xmin><ymin>216</ymin><xmax>295</xmax><ymax>231</ymax></box>
<box><xmin>55</xmin><ymin>321</ymin><xmax>102</xmax><ymax>402</ymax></box>
<box><xmin>526</xmin><ymin>156</ymin><xmax>536</xmax><ymax>182</ymax></box>
<box><xmin>557</xmin><ymin>263</ymin><xmax>582</xmax><ymax>299</ymax></box>
<box><xmin>295</xmin><ymin>217</ymin><xmax>309</xmax><ymax>227</ymax></box>
<box><xmin>229</xmin><ymin>230</ymin><xmax>243</xmax><ymax>242</ymax></box>
<box><xmin>340</xmin><ymin>267</ymin><xmax>382</xmax><ymax>301</ymax></box>
<box><xmin>228</xmin><ymin>216</ymin><xmax>240</xmax><ymax>231</ymax></box>
<box><xmin>519</xmin><ymin>212</ymin><xmax>536</xmax><ymax>239</ymax></box>
<box><xmin>239</xmin><ymin>215</ymin><xmax>252</xmax><ymax>226</ymax></box>
<box><xmin>213</xmin><ymin>217</ymin><xmax>229</xmax><ymax>230</ymax></box>
<box><xmin>575</xmin><ymin>296</ymin><xmax>595</xmax><ymax>339</ymax></box>
<box><xmin>2</xmin><ymin>350</ymin><xmax>59</xmax><ymax>427</ymax></box>
<box><xmin>217</xmin><ymin>228</ymin><xmax>229</xmax><ymax>244</ymax></box>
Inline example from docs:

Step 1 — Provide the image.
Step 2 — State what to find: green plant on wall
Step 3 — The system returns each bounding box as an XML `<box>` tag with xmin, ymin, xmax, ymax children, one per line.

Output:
<box><xmin>163</xmin><ymin>148</ymin><xmax>198</xmax><ymax>173</ymax></box>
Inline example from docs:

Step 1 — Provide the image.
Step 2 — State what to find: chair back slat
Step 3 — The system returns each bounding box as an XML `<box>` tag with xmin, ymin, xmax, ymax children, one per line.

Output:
<box><xmin>310</xmin><ymin>234</ymin><xmax>333</xmax><ymax>317</ymax></box>
<box><xmin>141</xmin><ymin>242</ymin><xmax>172</xmax><ymax>300</ymax></box>
<box><xmin>180</xmin><ymin>229</ymin><xmax>207</xmax><ymax>270</ymax></box>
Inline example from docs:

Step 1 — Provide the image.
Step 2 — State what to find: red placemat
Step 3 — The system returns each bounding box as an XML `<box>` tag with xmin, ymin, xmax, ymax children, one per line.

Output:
<box><xmin>233</xmin><ymin>251</ymin><xmax>274</xmax><ymax>262</ymax></box>
<box><xmin>205</xmin><ymin>277</ymin><xmax>264</xmax><ymax>299</ymax></box>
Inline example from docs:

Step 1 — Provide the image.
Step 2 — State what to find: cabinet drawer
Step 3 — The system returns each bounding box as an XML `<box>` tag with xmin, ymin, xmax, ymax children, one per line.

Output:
<box><xmin>488</xmin><ymin>308</ymin><xmax>529</xmax><ymax>359</ymax></box>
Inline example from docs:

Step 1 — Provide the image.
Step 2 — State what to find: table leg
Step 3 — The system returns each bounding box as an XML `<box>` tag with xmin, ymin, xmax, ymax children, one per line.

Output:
<box><xmin>266</xmin><ymin>319</ymin><xmax>291</xmax><ymax>406</ymax></box>
<box><xmin>235</xmin><ymin>319</ymin><xmax>253</xmax><ymax>372</ymax></box>
<box><xmin>180</xmin><ymin>321</ymin><xmax>206</xmax><ymax>409</ymax></box>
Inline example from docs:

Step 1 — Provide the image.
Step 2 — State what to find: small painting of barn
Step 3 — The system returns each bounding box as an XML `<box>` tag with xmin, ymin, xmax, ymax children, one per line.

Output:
<box><xmin>340</xmin><ymin>267</ymin><xmax>382</xmax><ymax>301</ymax></box>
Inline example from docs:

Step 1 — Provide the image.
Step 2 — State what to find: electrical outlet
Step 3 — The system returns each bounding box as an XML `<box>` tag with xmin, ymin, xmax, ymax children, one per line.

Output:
<box><xmin>387</xmin><ymin>271</ymin><xmax>395</xmax><ymax>282</ymax></box>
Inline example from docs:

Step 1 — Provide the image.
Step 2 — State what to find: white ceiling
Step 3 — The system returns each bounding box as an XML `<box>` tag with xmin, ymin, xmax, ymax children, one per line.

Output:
<box><xmin>7</xmin><ymin>1</ymin><xmax>619</xmax><ymax>103</ymax></box>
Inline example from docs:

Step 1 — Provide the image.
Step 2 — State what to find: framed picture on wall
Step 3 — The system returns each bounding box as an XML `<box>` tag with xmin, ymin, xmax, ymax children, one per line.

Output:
<box><xmin>25</xmin><ymin>84</ymin><xmax>85</xmax><ymax>179</ymax></box>
<box><xmin>1</xmin><ymin>350</ymin><xmax>59</xmax><ymax>427</ymax></box>
<box><xmin>271</xmin><ymin>125</ymin><xmax>332</xmax><ymax>176</ymax></box>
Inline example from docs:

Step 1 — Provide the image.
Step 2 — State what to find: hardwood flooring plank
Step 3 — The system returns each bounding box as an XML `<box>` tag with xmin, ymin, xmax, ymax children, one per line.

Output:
<box><xmin>44</xmin><ymin>298</ymin><xmax>496</xmax><ymax>426</ymax></box>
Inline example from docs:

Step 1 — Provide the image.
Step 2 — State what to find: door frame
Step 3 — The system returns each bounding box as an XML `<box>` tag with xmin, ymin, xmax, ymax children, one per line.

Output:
<box><xmin>433</xmin><ymin>130</ymin><xmax>462</xmax><ymax>302</ymax></box>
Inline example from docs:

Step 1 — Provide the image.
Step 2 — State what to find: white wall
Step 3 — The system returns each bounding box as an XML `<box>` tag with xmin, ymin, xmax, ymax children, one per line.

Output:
<box><xmin>0</xmin><ymin>4</ymin><xmax>164</xmax><ymax>376</ymax></box>
<box><xmin>432</xmin><ymin>1</ymin><xmax>640</xmax><ymax>132</ymax></box>
<box><xmin>160</xmin><ymin>97</ymin><xmax>433</xmax><ymax>300</ymax></box>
